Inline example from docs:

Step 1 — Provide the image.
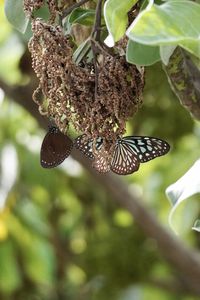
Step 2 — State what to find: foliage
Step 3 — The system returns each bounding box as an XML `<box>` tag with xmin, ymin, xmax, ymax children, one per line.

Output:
<box><xmin>104</xmin><ymin>0</ymin><xmax>200</xmax><ymax>64</ymax></box>
<box><xmin>0</xmin><ymin>0</ymin><xmax>200</xmax><ymax>299</ymax></box>
<box><xmin>4</xmin><ymin>0</ymin><xmax>29</xmax><ymax>33</ymax></box>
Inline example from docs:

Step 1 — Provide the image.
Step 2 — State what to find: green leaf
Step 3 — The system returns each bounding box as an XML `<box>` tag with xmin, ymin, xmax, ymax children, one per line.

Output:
<box><xmin>126</xmin><ymin>40</ymin><xmax>160</xmax><ymax>66</ymax></box>
<box><xmin>68</xmin><ymin>8</ymin><xmax>95</xmax><ymax>26</ymax></box>
<box><xmin>127</xmin><ymin>1</ymin><xmax>200</xmax><ymax>59</ymax></box>
<box><xmin>63</xmin><ymin>15</ymin><xmax>71</xmax><ymax>35</ymax></box>
<box><xmin>192</xmin><ymin>220</ymin><xmax>200</xmax><ymax>232</ymax></box>
<box><xmin>0</xmin><ymin>241</ymin><xmax>21</xmax><ymax>293</ymax></box>
<box><xmin>160</xmin><ymin>45</ymin><xmax>177</xmax><ymax>66</ymax></box>
<box><xmin>73</xmin><ymin>38</ymin><xmax>92</xmax><ymax>65</ymax></box>
<box><xmin>166</xmin><ymin>159</ymin><xmax>200</xmax><ymax>234</ymax></box>
<box><xmin>104</xmin><ymin>0</ymin><xmax>138</xmax><ymax>44</ymax></box>
<box><xmin>16</xmin><ymin>200</ymin><xmax>51</xmax><ymax>237</ymax></box>
<box><xmin>7</xmin><ymin>215</ymin><xmax>55</xmax><ymax>284</ymax></box>
<box><xmin>4</xmin><ymin>0</ymin><xmax>29</xmax><ymax>33</ymax></box>
<box><xmin>180</xmin><ymin>39</ymin><xmax>200</xmax><ymax>59</ymax></box>
<box><xmin>22</xmin><ymin>237</ymin><xmax>55</xmax><ymax>285</ymax></box>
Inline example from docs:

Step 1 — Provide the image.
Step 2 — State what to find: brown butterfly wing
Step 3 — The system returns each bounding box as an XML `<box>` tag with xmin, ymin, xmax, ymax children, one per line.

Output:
<box><xmin>40</xmin><ymin>130</ymin><xmax>73</xmax><ymax>168</ymax></box>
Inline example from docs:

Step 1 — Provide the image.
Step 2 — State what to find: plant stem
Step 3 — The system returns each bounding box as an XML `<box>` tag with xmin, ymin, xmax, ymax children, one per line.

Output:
<box><xmin>62</xmin><ymin>0</ymin><xmax>90</xmax><ymax>18</ymax></box>
<box><xmin>91</xmin><ymin>0</ymin><xmax>103</xmax><ymax>40</ymax></box>
<box><xmin>90</xmin><ymin>0</ymin><xmax>104</xmax><ymax>100</ymax></box>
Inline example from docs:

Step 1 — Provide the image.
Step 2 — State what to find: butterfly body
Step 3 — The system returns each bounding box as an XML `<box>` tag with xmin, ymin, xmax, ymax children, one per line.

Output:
<box><xmin>40</xmin><ymin>126</ymin><xmax>73</xmax><ymax>168</ymax></box>
<box><xmin>74</xmin><ymin>134</ymin><xmax>170</xmax><ymax>175</ymax></box>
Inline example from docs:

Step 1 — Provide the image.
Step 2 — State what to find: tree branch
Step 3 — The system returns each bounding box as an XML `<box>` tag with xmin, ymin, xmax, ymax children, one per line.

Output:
<box><xmin>1</xmin><ymin>78</ymin><xmax>200</xmax><ymax>295</ymax></box>
<box><xmin>147</xmin><ymin>278</ymin><xmax>191</xmax><ymax>295</ymax></box>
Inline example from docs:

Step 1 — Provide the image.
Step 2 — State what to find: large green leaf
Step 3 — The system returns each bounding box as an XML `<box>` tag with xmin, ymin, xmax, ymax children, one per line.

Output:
<box><xmin>7</xmin><ymin>215</ymin><xmax>55</xmax><ymax>285</ymax></box>
<box><xmin>127</xmin><ymin>1</ymin><xmax>200</xmax><ymax>58</ymax></box>
<box><xmin>64</xmin><ymin>8</ymin><xmax>95</xmax><ymax>35</ymax></box>
<box><xmin>192</xmin><ymin>220</ymin><xmax>200</xmax><ymax>232</ymax></box>
<box><xmin>126</xmin><ymin>40</ymin><xmax>160</xmax><ymax>66</ymax></box>
<box><xmin>4</xmin><ymin>0</ymin><xmax>29</xmax><ymax>33</ymax></box>
<box><xmin>0</xmin><ymin>241</ymin><xmax>21</xmax><ymax>293</ymax></box>
<box><xmin>159</xmin><ymin>45</ymin><xmax>177</xmax><ymax>66</ymax></box>
<box><xmin>22</xmin><ymin>237</ymin><xmax>55</xmax><ymax>285</ymax></box>
<box><xmin>68</xmin><ymin>8</ymin><xmax>95</xmax><ymax>27</ymax></box>
<box><xmin>104</xmin><ymin>0</ymin><xmax>138</xmax><ymax>45</ymax></box>
<box><xmin>16</xmin><ymin>200</ymin><xmax>51</xmax><ymax>237</ymax></box>
<box><xmin>166</xmin><ymin>159</ymin><xmax>200</xmax><ymax>233</ymax></box>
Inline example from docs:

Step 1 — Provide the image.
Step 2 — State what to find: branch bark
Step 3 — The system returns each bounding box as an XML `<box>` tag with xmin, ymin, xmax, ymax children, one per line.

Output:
<box><xmin>1</xmin><ymin>78</ymin><xmax>200</xmax><ymax>295</ymax></box>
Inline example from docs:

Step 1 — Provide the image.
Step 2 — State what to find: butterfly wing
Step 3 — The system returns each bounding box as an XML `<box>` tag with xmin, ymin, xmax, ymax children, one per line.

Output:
<box><xmin>74</xmin><ymin>135</ymin><xmax>103</xmax><ymax>160</ymax></box>
<box><xmin>111</xmin><ymin>139</ymin><xmax>140</xmax><ymax>175</ymax></box>
<box><xmin>74</xmin><ymin>134</ymin><xmax>170</xmax><ymax>175</ymax></box>
<box><xmin>75</xmin><ymin>135</ymin><xmax>110</xmax><ymax>173</ymax></box>
<box><xmin>122</xmin><ymin>136</ymin><xmax>170</xmax><ymax>163</ymax></box>
<box><xmin>92</xmin><ymin>148</ymin><xmax>111</xmax><ymax>173</ymax></box>
<box><xmin>40</xmin><ymin>128</ymin><xmax>73</xmax><ymax>168</ymax></box>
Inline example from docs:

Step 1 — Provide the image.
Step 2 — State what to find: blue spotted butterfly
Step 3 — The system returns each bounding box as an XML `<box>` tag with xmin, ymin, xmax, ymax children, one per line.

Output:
<box><xmin>74</xmin><ymin>135</ymin><xmax>170</xmax><ymax>175</ymax></box>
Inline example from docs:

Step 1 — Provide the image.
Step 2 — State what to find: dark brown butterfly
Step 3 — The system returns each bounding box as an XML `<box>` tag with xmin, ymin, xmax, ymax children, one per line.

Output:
<box><xmin>74</xmin><ymin>135</ymin><xmax>170</xmax><ymax>175</ymax></box>
<box><xmin>40</xmin><ymin>126</ymin><xmax>73</xmax><ymax>168</ymax></box>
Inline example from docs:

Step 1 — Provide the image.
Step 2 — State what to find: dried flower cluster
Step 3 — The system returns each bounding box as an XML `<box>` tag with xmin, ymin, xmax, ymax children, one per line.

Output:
<box><xmin>29</xmin><ymin>18</ymin><xmax>144</xmax><ymax>150</ymax></box>
<box><xmin>28</xmin><ymin>19</ymin><xmax>74</xmax><ymax>129</ymax></box>
<box><xmin>25</xmin><ymin>0</ymin><xmax>144</xmax><ymax>162</ymax></box>
<box><xmin>95</xmin><ymin>55</ymin><xmax>144</xmax><ymax>148</ymax></box>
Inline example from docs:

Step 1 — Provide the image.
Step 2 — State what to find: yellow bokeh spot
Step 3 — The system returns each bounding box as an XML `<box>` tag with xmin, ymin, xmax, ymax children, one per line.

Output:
<box><xmin>113</xmin><ymin>209</ymin><xmax>133</xmax><ymax>227</ymax></box>
<box><xmin>67</xmin><ymin>264</ymin><xmax>86</xmax><ymax>285</ymax></box>
<box><xmin>0</xmin><ymin>220</ymin><xmax>8</xmax><ymax>240</ymax></box>
<box><xmin>70</xmin><ymin>237</ymin><xmax>87</xmax><ymax>254</ymax></box>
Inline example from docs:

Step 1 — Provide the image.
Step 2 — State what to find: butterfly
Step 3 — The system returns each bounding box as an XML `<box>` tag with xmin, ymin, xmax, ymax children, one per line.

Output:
<box><xmin>92</xmin><ymin>147</ymin><xmax>111</xmax><ymax>173</ymax></box>
<box><xmin>40</xmin><ymin>126</ymin><xmax>73</xmax><ymax>168</ymax></box>
<box><xmin>74</xmin><ymin>135</ymin><xmax>170</xmax><ymax>175</ymax></box>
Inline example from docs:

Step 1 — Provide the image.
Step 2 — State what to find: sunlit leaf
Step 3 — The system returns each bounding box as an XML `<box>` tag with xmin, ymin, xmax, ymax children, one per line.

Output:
<box><xmin>192</xmin><ymin>219</ymin><xmax>200</xmax><ymax>232</ymax></box>
<box><xmin>0</xmin><ymin>241</ymin><xmax>21</xmax><ymax>293</ymax></box>
<box><xmin>104</xmin><ymin>0</ymin><xmax>138</xmax><ymax>45</ymax></box>
<box><xmin>127</xmin><ymin>1</ymin><xmax>200</xmax><ymax>58</ymax></box>
<box><xmin>0</xmin><ymin>219</ymin><xmax>8</xmax><ymax>241</ymax></box>
<box><xmin>4</xmin><ymin>0</ymin><xmax>29</xmax><ymax>33</ymax></box>
<box><xmin>22</xmin><ymin>237</ymin><xmax>55</xmax><ymax>285</ymax></box>
<box><xmin>126</xmin><ymin>40</ymin><xmax>160</xmax><ymax>66</ymax></box>
<box><xmin>16</xmin><ymin>200</ymin><xmax>51</xmax><ymax>236</ymax></box>
<box><xmin>159</xmin><ymin>45</ymin><xmax>177</xmax><ymax>66</ymax></box>
<box><xmin>166</xmin><ymin>159</ymin><xmax>200</xmax><ymax>233</ymax></box>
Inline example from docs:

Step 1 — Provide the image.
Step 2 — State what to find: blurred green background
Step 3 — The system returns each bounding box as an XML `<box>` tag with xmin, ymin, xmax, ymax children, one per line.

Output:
<box><xmin>1</xmin><ymin>1</ymin><xmax>200</xmax><ymax>299</ymax></box>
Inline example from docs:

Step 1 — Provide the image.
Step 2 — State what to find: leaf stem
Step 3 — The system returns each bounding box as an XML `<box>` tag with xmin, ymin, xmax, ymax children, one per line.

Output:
<box><xmin>90</xmin><ymin>0</ymin><xmax>104</xmax><ymax>101</ymax></box>
<box><xmin>91</xmin><ymin>0</ymin><xmax>103</xmax><ymax>41</ymax></box>
<box><xmin>62</xmin><ymin>0</ymin><xmax>90</xmax><ymax>19</ymax></box>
